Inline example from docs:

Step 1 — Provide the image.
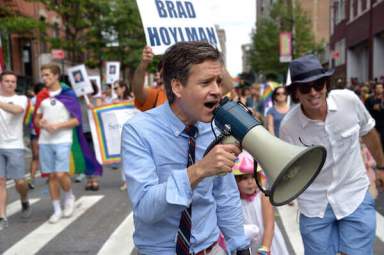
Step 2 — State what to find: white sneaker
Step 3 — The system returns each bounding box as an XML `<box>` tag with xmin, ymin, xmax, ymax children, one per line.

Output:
<box><xmin>49</xmin><ymin>212</ymin><xmax>62</xmax><ymax>224</ymax></box>
<box><xmin>63</xmin><ymin>196</ymin><xmax>76</xmax><ymax>218</ymax></box>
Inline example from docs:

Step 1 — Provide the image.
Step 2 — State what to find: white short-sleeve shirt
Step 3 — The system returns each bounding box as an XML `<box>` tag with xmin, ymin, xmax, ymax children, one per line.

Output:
<box><xmin>279</xmin><ymin>89</ymin><xmax>375</xmax><ymax>219</ymax></box>
<box><xmin>37</xmin><ymin>89</ymin><xmax>73</xmax><ymax>144</ymax></box>
<box><xmin>0</xmin><ymin>94</ymin><xmax>28</xmax><ymax>149</ymax></box>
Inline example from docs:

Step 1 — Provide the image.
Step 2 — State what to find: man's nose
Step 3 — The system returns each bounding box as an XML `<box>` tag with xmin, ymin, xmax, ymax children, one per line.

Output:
<box><xmin>211</xmin><ymin>81</ymin><xmax>221</xmax><ymax>94</ymax></box>
<box><xmin>308</xmin><ymin>87</ymin><xmax>318</xmax><ymax>95</ymax></box>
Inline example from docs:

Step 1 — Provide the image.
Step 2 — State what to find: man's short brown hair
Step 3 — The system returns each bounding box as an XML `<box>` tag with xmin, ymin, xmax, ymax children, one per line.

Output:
<box><xmin>0</xmin><ymin>70</ymin><xmax>17</xmax><ymax>81</ymax></box>
<box><xmin>40</xmin><ymin>63</ymin><xmax>61</xmax><ymax>76</ymax></box>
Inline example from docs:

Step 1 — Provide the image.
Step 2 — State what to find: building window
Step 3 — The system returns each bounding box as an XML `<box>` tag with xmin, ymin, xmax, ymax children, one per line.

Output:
<box><xmin>361</xmin><ymin>0</ymin><xmax>367</xmax><ymax>11</ymax></box>
<box><xmin>52</xmin><ymin>22</ymin><xmax>60</xmax><ymax>38</ymax></box>
<box><xmin>353</xmin><ymin>0</ymin><xmax>358</xmax><ymax>17</ymax></box>
<box><xmin>39</xmin><ymin>16</ymin><xmax>48</xmax><ymax>53</ymax></box>
<box><xmin>335</xmin><ymin>39</ymin><xmax>346</xmax><ymax>66</ymax></box>
<box><xmin>334</xmin><ymin>0</ymin><xmax>345</xmax><ymax>25</ymax></box>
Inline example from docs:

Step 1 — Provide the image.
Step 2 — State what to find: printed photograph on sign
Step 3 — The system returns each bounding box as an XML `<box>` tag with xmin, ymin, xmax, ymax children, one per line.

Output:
<box><xmin>135</xmin><ymin>0</ymin><xmax>221</xmax><ymax>55</ymax></box>
<box><xmin>109</xmin><ymin>65</ymin><xmax>116</xmax><ymax>74</ymax></box>
<box><xmin>73</xmin><ymin>70</ymin><xmax>84</xmax><ymax>83</ymax></box>
<box><xmin>88</xmin><ymin>75</ymin><xmax>102</xmax><ymax>97</ymax></box>
<box><xmin>67</xmin><ymin>64</ymin><xmax>94</xmax><ymax>97</ymax></box>
<box><xmin>106</xmin><ymin>62</ymin><xmax>120</xmax><ymax>84</ymax></box>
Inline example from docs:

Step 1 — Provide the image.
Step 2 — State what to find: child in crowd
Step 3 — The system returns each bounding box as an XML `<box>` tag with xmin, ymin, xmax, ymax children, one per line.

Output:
<box><xmin>233</xmin><ymin>151</ymin><xmax>289</xmax><ymax>255</ymax></box>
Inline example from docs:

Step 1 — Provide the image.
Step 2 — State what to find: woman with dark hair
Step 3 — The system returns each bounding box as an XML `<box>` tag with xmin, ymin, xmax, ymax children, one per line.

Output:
<box><xmin>113</xmin><ymin>80</ymin><xmax>132</xmax><ymax>102</ymax></box>
<box><xmin>266</xmin><ymin>87</ymin><xmax>289</xmax><ymax>138</ymax></box>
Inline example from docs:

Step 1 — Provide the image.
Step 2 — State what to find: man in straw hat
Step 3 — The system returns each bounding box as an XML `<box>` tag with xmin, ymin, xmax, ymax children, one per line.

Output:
<box><xmin>280</xmin><ymin>54</ymin><xmax>384</xmax><ymax>254</ymax></box>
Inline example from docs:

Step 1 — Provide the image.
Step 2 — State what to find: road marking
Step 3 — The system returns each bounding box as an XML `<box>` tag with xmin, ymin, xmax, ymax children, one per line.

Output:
<box><xmin>3</xmin><ymin>195</ymin><xmax>103</xmax><ymax>255</ymax></box>
<box><xmin>376</xmin><ymin>212</ymin><xmax>384</xmax><ymax>242</ymax></box>
<box><xmin>6</xmin><ymin>198</ymin><xmax>40</xmax><ymax>217</ymax></box>
<box><xmin>98</xmin><ymin>212</ymin><xmax>135</xmax><ymax>255</ymax></box>
<box><xmin>276</xmin><ymin>203</ymin><xmax>304</xmax><ymax>255</ymax></box>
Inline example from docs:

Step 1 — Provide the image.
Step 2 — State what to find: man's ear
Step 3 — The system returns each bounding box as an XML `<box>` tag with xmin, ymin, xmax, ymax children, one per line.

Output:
<box><xmin>171</xmin><ymin>79</ymin><xmax>183</xmax><ymax>99</ymax></box>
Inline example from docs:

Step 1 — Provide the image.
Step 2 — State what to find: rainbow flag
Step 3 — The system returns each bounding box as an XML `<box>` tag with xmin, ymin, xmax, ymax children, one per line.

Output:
<box><xmin>260</xmin><ymin>81</ymin><xmax>282</xmax><ymax>115</ymax></box>
<box><xmin>260</xmin><ymin>81</ymin><xmax>281</xmax><ymax>102</ymax></box>
<box><xmin>23</xmin><ymin>99</ymin><xmax>34</xmax><ymax>127</ymax></box>
<box><xmin>69</xmin><ymin>129</ymin><xmax>91</xmax><ymax>175</ymax></box>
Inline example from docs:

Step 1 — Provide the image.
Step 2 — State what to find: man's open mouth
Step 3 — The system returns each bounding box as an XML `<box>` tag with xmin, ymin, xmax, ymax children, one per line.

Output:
<box><xmin>204</xmin><ymin>101</ymin><xmax>218</xmax><ymax>109</ymax></box>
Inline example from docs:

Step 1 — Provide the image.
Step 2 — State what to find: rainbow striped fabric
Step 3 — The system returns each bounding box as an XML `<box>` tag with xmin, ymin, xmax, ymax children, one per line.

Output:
<box><xmin>23</xmin><ymin>99</ymin><xmax>34</xmax><ymax>127</ymax></box>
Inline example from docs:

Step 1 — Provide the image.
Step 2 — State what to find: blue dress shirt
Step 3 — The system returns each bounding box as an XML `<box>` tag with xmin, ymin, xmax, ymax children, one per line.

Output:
<box><xmin>122</xmin><ymin>103</ymin><xmax>249</xmax><ymax>254</ymax></box>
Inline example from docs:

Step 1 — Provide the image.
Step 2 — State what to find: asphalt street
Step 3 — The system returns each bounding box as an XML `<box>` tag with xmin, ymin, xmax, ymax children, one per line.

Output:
<box><xmin>2</xmin><ymin>165</ymin><xmax>384</xmax><ymax>254</ymax></box>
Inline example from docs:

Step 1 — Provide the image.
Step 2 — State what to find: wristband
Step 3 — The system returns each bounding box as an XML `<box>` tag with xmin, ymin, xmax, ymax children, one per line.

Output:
<box><xmin>257</xmin><ymin>246</ymin><xmax>271</xmax><ymax>255</ymax></box>
<box><xmin>376</xmin><ymin>165</ymin><xmax>384</xmax><ymax>171</ymax></box>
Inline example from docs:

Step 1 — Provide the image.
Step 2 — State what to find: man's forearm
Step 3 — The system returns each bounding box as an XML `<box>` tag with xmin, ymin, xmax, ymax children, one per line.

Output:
<box><xmin>132</xmin><ymin>62</ymin><xmax>149</xmax><ymax>103</ymax></box>
<box><xmin>362</xmin><ymin>128</ymin><xmax>384</xmax><ymax>166</ymax></box>
<box><xmin>0</xmin><ymin>101</ymin><xmax>24</xmax><ymax>114</ymax></box>
<box><xmin>222</xmin><ymin>68</ymin><xmax>234</xmax><ymax>95</ymax></box>
<box><xmin>56</xmin><ymin>118</ymin><xmax>79</xmax><ymax>130</ymax></box>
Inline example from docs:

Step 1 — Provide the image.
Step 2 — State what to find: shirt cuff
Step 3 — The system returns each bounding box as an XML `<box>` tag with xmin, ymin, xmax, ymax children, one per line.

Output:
<box><xmin>165</xmin><ymin>169</ymin><xmax>193</xmax><ymax>206</ymax></box>
<box><xmin>360</xmin><ymin>118</ymin><xmax>376</xmax><ymax>136</ymax></box>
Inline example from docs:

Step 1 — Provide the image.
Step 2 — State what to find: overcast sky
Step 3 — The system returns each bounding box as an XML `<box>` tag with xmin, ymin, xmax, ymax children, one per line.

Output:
<box><xmin>207</xmin><ymin>1</ymin><xmax>256</xmax><ymax>77</ymax></box>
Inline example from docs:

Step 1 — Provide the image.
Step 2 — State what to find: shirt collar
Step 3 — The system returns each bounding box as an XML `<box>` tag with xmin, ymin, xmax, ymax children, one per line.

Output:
<box><xmin>162</xmin><ymin>102</ymin><xmax>202</xmax><ymax>137</ymax></box>
<box><xmin>298</xmin><ymin>95</ymin><xmax>338</xmax><ymax>128</ymax></box>
<box><xmin>49</xmin><ymin>88</ymin><xmax>62</xmax><ymax>97</ymax></box>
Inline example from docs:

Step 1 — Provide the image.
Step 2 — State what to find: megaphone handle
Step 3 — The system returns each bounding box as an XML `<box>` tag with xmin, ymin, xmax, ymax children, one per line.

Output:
<box><xmin>204</xmin><ymin>134</ymin><xmax>226</xmax><ymax>156</ymax></box>
<box><xmin>254</xmin><ymin>161</ymin><xmax>271</xmax><ymax>197</ymax></box>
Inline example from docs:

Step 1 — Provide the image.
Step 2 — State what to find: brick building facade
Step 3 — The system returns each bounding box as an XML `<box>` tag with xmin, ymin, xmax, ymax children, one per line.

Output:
<box><xmin>0</xmin><ymin>0</ymin><xmax>64</xmax><ymax>91</ymax></box>
<box><xmin>330</xmin><ymin>0</ymin><xmax>384</xmax><ymax>86</ymax></box>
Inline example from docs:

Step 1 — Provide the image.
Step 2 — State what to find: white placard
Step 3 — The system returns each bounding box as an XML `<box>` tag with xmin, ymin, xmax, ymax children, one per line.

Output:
<box><xmin>88</xmin><ymin>75</ymin><xmax>102</xmax><ymax>97</ymax></box>
<box><xmin>67</xmin><ymin>64</ymin><xmax>94</xmax><ymax>97</ymax></box>
<box><xmin>88</xmin><ymin>102</ymin><xmax>139</xmax><ymax>164</ymax></box>
<box><xmin>106</xmin><ymin>62</ymin><xmax>120</xmax><ymax>84</ymax></box>
<box><xmin>136</xmin><ymin>0</ymin><xmax>221</xmax><ymax>55</ymax></box>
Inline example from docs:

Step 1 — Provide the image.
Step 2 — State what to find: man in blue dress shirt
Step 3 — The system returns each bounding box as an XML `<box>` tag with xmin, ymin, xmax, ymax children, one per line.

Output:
<box><xmin>122</xmin><ymin>41</ymin><xmax>250</xmax><ymax>255</ymax></box>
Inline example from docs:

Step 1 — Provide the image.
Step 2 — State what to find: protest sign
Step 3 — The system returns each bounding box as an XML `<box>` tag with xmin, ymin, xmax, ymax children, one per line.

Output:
<box><xmin>89</xmin><ymin>101</ymin><xmax>139</xmax><ymax>164</ymax></box>
<box><xmin>136</xmin><ymin>0</ymin><xmax>221</xmax><ymax>55</ymax></box>
<box><xmin>106</xmin><ymin>62</ymin><xmax>120</xmax><ymax>84</ymax></box>
<box><xmin>88</xmin><ymin>75</ymin><xmax>102</xmax><ymax>97</ymax></box>
<box><xmin>68</xmin><ymin>64</ymin><xmax>94</xmax><ymax>96</ymax></box>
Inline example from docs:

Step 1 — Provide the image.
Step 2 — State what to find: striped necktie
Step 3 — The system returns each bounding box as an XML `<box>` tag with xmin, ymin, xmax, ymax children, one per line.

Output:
<box><xmin>176</xmin><ymin>126</ymin><xmax>198</xmax><ymax>255</ymax></box>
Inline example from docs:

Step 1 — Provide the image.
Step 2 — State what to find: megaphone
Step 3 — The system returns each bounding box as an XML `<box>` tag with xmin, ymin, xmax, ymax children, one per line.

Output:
<box><xmin>209</xmin><ymin>97</ymin><xmax>326</xmax><ymax>206</ymax></box>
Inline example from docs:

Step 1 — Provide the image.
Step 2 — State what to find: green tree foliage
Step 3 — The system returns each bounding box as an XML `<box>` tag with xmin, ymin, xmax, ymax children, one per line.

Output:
<box><xmin>34</xmin><ymin>0</ymin><xmax>146</xmax><ymax>79</ymax></box>
<box><xmin>99</xmin><ymin>0</ymin><xmax>146</xmax><ymax>79</ymax></box>
<box><xmin>0</xmin><ymin>5</ymin><xmax>44</xmax><ymax>68</ymax></box>
<box><xmin>249</xmin><ymin>0</ymin><xmax>323</xmax><ymax>78</ymax></box>
<box><xmin>0</xmin><ymin>5</ymin><xmax>43</xmax><ymax>32</ymax></box>
<box><xmin>34</xmin><ymin>0</ymin><xmax>107</xmax><ymax>63</ymax></box>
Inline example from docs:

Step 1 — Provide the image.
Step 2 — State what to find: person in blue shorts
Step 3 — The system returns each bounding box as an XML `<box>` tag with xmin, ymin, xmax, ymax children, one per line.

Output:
<box><xmin>0</xmin><ymin>70</ymin><xmax>31</xmax><ymax>230</ymax></box>
<box><xmin>280</xmin><ymin>54</ymin><xmax>384</xmax><ymax>255</ymax></box>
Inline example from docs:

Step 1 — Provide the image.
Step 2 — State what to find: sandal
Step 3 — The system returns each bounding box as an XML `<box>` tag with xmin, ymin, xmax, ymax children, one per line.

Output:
<box><xmin>85</xmin><ymin>182</ymin><xmax>93</xmax><ymax>191</ymax></box>
<box><xmin>91</xmin><ymin>182</ymin><xmax>100</xmax><ymax>191</ymax></box>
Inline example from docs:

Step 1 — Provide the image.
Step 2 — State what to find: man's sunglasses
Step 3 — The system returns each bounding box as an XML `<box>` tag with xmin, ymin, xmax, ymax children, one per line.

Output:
<box><xmin>297</xmin><ymin>79</ymin><xmax>326</xmax><ymax>94</ymax></box>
